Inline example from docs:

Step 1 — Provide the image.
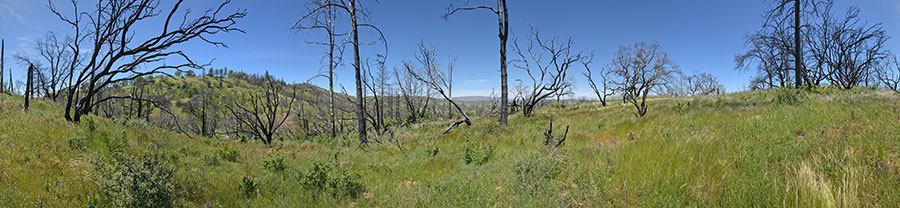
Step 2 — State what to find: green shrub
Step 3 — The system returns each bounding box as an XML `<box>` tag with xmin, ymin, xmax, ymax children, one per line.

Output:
<box><xmin>773</xmin><ymin>88</ymin><xmax>806</xmax><ymax>105</ymax></box>
<box><xmin>238</xmin><ymin>176</ymin><xmax>258</xmax><ymax>198</ymax></box>
<box><xmin>95</xmin><ymin>151</ymin><xmax>178</xmax><ymax>208</ymax></box>
<box><xmin>463</xmin><ymin>139</ymin><xmax>495</xmax><ymax>165</ymax></box>
<box><xmin>299</xmin><ymin>161</ymin><xmax>365</xmax><ymax>199</ymax></box>
<box><xmin>327</xmin><ymin>168</ymin><xmax>365</xmax><ymax>199</ymax></box>
<box><xmin>263</xmin><ymin>156</ymin><xmax>286</xmax><ymax>172</ymax></box>
<box><xmin>299</xmin><ymin>162</ymin><xmax>330</xmax><ymax>197</ymax></box>
<box><xmin>217</xmin><ymin>145</ymin><xmax>239</xmax><ymax>162</ymax></box>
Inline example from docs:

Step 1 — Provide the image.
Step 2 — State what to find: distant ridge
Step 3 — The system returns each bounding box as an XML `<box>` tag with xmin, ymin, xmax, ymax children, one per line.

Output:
<box><xmin>453</xmin><ymin>96</ymin><xmax>493</xmax><ymax>103</ymax></box>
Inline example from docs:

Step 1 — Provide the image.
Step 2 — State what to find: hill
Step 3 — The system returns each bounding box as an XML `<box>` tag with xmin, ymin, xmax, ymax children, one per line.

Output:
<box><xmin>1</xmin><ymin>87</ymin><xmax>900</xmax><ymax>207</ymax></box>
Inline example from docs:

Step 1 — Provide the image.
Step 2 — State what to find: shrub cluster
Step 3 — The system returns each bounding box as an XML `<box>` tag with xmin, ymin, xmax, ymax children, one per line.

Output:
<box><xmin>263</xmin><ymin>156</ymin><xmax>287</xmax><ymax>172</ymax></box>
<box><xmin>298</xmin><ymin>161</ymin><xmax>365</xmax><ymax>199</ymax></box>
<box><xmin>217</xmin><ymin>145</ymin><xmax>240</xmax><ymax>162</ymax></box>
<box><xmin>94</xmin><ymin>151</ymin><xmax>178</xmax><ymax>207</ymax></box>
<box><xmin>464</xmin><ymin>140</ymin><xmax>495</xmax><ymax>165</ymax></box>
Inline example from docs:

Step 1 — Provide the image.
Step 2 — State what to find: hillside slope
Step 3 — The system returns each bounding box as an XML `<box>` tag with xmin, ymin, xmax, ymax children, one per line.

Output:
<box><xmin>1</xmin><ymin>88</ymin><xmax>899</xmax><ymax>207</ymax></box>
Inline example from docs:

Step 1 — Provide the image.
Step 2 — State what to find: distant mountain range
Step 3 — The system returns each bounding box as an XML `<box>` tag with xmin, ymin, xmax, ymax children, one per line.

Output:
<box><xmin>453</xmin><ymin>96</ymin><xmax>494</xmax><ymax>103</ymax></box>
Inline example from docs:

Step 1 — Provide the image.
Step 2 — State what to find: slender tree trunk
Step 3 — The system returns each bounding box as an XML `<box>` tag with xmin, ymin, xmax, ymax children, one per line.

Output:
<box><xmin>794</xmin><ymin>0</ymin><xmax>803</xmax><ymax>88</ymax></box>
<box><xmin>350</xmin><ymin>0</ymin><xmax>367</xmax><ymax>143</ymax></box>
<box><xmin>26</xmin><ymin>65</ymin><xmax>34</xmax><ymax>110</ymax></box>
<box><xmin>1</xmin><ymin>39</ymin><xmax>4</xmax><ymax>93</ymax></box>
<box><xmin>498</xmin><ymin>0</ymin><xmax>509</xmax><ymax>127</ymax></box>
<box><xmin>328</xmin><ymin>1</ymin><xmax>338</xmax><ymax>139</ymax></box>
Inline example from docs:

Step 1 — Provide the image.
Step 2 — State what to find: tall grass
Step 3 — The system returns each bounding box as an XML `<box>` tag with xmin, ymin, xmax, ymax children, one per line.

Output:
<box><xmin>1</xmin><ymin>89</ymin><xmax>899</xmax><ymax>207</ymax></box>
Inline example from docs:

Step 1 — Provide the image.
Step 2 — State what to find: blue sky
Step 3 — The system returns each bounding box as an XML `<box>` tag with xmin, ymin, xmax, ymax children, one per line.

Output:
<box><xmin>1</xmin><ymin>0</ymin><xmax>899</xmax><ymax>97</ymax></box>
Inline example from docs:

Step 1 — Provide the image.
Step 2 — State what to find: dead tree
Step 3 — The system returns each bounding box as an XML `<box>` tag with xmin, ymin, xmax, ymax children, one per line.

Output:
<box><xmin>228</xmin><ymin>73</ymin><xmax>297</xmax><ymax>146</ymax></box>
<box><xmin>735</xmin><ymin>28</ymin><xmax>794</xmax><ymax>89</ymax></box>
<box><xmin>811</xmin><ymin>5</ymin><xmax>889</xmax><ymax>89</ymax></box>
<box><xmin>447</xmin><ymin>57</ymin><xmax>455</xmax><ymax>117</ymax></box>
<box><xmin>683</xmin><ymin>72</ymin><xmax>724</xmax><ymax>96</ymax></box>
<box><xmin>33</xmin><ymin>32</ymin><xmax>75</xmax><ymax>101</ymax></box>
<box><xmin>297</xmin><ymin>0</ymin><xmax>386</xmax><ymax>144</ymax></box>
<box><xmin>294</xmin><ymin>0</ymin><xmax>348</xmax><ymax>139</ymax></box>
<box><xmin>396</xmin><ymin>65</ymin><xmax>429</xmax><ymax>125</ymax></box>
<box><xmin>610</xmin><ymin>42</ymin><xmax>679</xmax><ymax>117</ymax></box>
<box><xmin>405</xmin><ymin>42</ymin><xmax>471</xmax><ymax>136</ymax></box>
<box><xmin>876</xmin><ymin>55</ymin><xmax>900</xmax><ymax>92</ymax></box>
<box><xmin>582</xmin><ymin>55</ymin><xmax>615</xmax><ymax>106</ymax></box>
<box><xmin>510</xmin><ymin>26</ymin><xmax>583</xmax><ymax>117</ymax></box>
<box><xmin>25</xmin><ymin>64</ymin><xmax>34</xmax><ymax>110</ymax></box>
<box><xmin>766</xmin><ymin>0</ymin><xmax>819</xmax><ymax>88</ymax></box>
<box><xmin>1</xmin><ymin>39</ymin><xmax>4</xmax><ymax>93</ymax></box>
<box><xmin>49</xmin><ymin>0</ymin><xmax>246</xmax><ymax>123</ymax></box>
<box><xmin>543</xmin><ymin>120</ymin><xmax>568</xmax><ymax>148</ymax></box>
<box><xmin>362</xmin><ymin>56</ymin><xmax>389</xmax><ymax>134</ymax></box>
<box><xmin>443</xmin><ymin>0</ymin><xmax>509</xmax><ymax>127</ymax></box>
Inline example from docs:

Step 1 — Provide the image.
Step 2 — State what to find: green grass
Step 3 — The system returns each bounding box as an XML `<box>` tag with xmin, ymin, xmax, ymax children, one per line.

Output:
<box><xmin>2</xmin><ymin>87</ymin><xmax>900</xmax><ymax>207</ymax></box>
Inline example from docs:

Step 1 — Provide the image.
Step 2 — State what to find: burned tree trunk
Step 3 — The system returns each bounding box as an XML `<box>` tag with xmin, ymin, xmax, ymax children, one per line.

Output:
<box><xmin>444</xmin><ymin>0</ymin><xmax>509</xmax><ymax>127</ymax></box>
<box><xmin>543</xmin><ymin>120</ymin><xmax>568</xmax><ymax>148</ymax></box>
<box><xmin>25</xmin><ymin>64</ymin><xmax>34</xmax><ymax>110</ymax></box>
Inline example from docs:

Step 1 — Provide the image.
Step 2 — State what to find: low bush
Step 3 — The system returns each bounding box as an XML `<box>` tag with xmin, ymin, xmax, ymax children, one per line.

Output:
<box><xmin>773</xmin><ymin>88</ymin><xmax>806</xmax><ymax>105</ymax></box>
<box><xmin>263</xmin><ymin>156</ymin><xmax>286</xmax><ymax>172</ymax></box>
<box><xmin>217</xmin><ymin>145</ymin><xmax>239</xmax><ymax>162</ymax></box>
<box><xmin>299</xmin><ymin>161</ymin><xmax>366</xmax><ymax>199</ymax></box>
<box><xmin>464</xmin><ymin>139</ymin><xmax>495</xmax><ymax>165</ymax></box>
<box><xmin>94</xmin><ymin>151</ymin><xmax>178</xmax><ymax>207</ymax></box>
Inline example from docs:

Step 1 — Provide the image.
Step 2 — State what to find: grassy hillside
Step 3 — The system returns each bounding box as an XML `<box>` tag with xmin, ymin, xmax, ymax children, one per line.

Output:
<box><xmin>2</xmin><ymin>87</ymin><xmax>900</xmax><ymax>207</ymax></box>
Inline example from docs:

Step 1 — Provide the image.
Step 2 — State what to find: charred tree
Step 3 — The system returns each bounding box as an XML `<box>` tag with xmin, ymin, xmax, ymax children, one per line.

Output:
<box><xmin>49</xmin><ymin>0</ymin><xmax>246</xmax><ymax>122</ymax></box>
<box><xmin>510</xmin><ymin>26</ymin><xmax>583</xmax><ymax>117</ymax></box>
<box><xmin>227</xmin><ymin>73</ymin><xmax>297</xmax><ymax>146</ymax></box>
<box><xmin>443</xmin><ymin>0</ymin><xmax>509</xmax><ymax>127</ymax></box>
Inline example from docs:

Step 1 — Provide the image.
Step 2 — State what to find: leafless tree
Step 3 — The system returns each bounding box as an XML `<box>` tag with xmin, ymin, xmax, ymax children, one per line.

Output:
<box><xmin>396</xmin><ymin>64</ymin><xmax>430</xmax><ymax>125</ymax></box>
<box><xmin>25</xmin><ymin>64</ymin><xmax>34</xmax><ymax>110</ymax></box>
<box><xmin>736</xmin><ymin>14</ymin><xmax>796</xmax><ymax>89</ymax></box>
<box><xmin>555</xmin><ymin>76</ymin><xmax>576</xmax><ymax>103</ymax></box>
<box><xmin>405</xmin><ymin>41</ymin><xmax>471</xmax><ymax>137</ymax></box>
<box><xmin>610</xmin><ymin>42</ymin><xmax>679</xmax><ymax>117</ymax></box>
<box><xmin>876</xmin><ymin>55</ymin><xmax>900</xmax><ymax>92</ymax></box>
<box><xmin>582</xmin><ymin>55</ymin><xmax>615</xmax><ymax>106</ymax></box>
<box><xmin>363</xmin><ymin>55</ymin><xmax>389</xmax><ymax>134</ymax></box>
<box><xmin>294</xmin><ymin>0</ymin><xmax>349</xmax><ymax>139</ymax></box>
<box><xmin>808</xmin><ymin>4</ymin><xmax>889</xmax><ymax>89</ymax></box>
<box><xmin>297</xmin><ymin>0</ymin><xmax>386</xmax><ymax>144</ymax></box>
<box><xmin>685</xmin><ymin>72</ymin><xmax>724</xmax><ymax>96</ymax></box>
<box><xmin>185</xmin><ymin>79</ymin><xmax>221</xmax><ymax>137</ymax></box>
<box><xmin>447</xmin><ymin>56</ymin><xmax>456</xmax><ymax>117</ymax></box>
<box><xmin>228</xmin><ymin>73</ymin><xmax>297</xmax><ymax>146</ymax></box>
<box><xmin>443</xmin><ymin>0</ymin><xmax>509</xmax><ymax>127</ymax></box>
<box><xmin>510</xmin><ymin>26</ymin><xmax>583</xmax><ymax>117</ymax></box>
<box><xmin>49</xmin><ymin>0</ymin><xmax>246</xmax><ymax>122</ymax></box>
<box><xmin>33</xmin><ymin>32</ymin><xmax>76</xmax><ymax>101</ymax></box>
<box><xmin>765</xmin><ymin>0</ymin><xmax>822</xmax><ymax>88</ymax></box>
<box><xmin>1</xmin><ymin>39</ymin><xmax>5</xmax><ymax>94</ymax></box>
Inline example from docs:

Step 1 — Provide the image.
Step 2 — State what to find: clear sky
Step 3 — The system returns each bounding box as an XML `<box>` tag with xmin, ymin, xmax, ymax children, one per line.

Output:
<box><xmin>1</xmin><ymin>0</ymin><xmax>899</xmax><ymax>97</ymax></box>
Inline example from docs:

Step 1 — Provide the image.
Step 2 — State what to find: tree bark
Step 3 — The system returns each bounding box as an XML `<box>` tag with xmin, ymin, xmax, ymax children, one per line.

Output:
<box><xmin>350</xmin><ymin>0</ymin><xmax>367</xmax><ymax>143</ymax></box>
<box><xmin>26</xmin><ymin>64</ymin><xmax>34</xmax><ymax>110</ymax></box>
<box><xmin>498</xmin><ymin>0</ymin><xmax>509</xmax><ymax>127</ymax></box>
<box><xmin>794</xmin><ymin>0</ymin><xmax>803</xmax><ymax>88</ymax></box>
<box><xmin>1</xmin><ymin>39</ymin><xmax>4</xmax><ymax>93</ymax></box>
